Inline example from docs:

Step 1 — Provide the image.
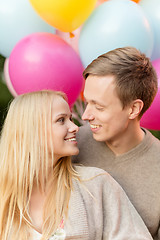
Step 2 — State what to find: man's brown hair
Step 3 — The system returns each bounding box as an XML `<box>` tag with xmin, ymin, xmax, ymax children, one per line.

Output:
<box><xmin>83</xmin><ymin>47</ymin><xmax>158</xmax><ymax>118</ymax></box>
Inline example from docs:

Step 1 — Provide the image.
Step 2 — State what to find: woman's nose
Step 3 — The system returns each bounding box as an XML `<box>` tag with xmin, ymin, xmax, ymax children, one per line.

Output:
<box><xmin>69</xmin><ymin>120</ymin><xmax>79</xmax><ymax>133</ymax></box>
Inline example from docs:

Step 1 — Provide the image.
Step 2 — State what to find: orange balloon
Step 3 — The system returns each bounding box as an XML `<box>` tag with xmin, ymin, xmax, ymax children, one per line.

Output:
<box><xmin>131</xmin><ymin>0</ymin><xmax>140</xmax><ymax>3</ymax></box>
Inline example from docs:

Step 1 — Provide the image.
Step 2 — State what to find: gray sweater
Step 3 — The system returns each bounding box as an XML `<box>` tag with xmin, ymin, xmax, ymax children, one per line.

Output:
<box><xmin>72</xmin><ymin>125</ymin><xmax>160</xmax><ymax>239</ymax></box>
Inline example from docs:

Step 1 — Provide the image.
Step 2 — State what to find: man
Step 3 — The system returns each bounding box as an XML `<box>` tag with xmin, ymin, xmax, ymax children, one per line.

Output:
<box><xmin>72</xmin><ymin>47</ymin><xmax>160</xmax><ymax>239</ymax></box>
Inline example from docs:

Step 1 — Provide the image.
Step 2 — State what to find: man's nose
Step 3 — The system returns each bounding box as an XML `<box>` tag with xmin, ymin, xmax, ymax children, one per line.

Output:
<box><xmin>82</xmin><ymin>105</ymin><xmax>94</xmax><ymax>121</ymax></box>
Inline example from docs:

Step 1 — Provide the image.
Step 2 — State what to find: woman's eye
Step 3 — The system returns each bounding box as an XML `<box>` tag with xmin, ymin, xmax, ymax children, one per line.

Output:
<box><xmin>57</xmin><ymin>117</ymin><xmax>65</xmax><ymax>123</ymax></box>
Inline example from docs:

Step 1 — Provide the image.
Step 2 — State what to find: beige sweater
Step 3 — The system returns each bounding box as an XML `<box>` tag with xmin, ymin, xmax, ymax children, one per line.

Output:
<box><xmin>72</xmin><ymin>125</ymin><xmax>160</xmax><ymax>239</ymax></box>
<box><xmin>30</xmin><ymin>166</ymin><xmax>152</xmax><ymax>239</ymax></box>
<box><xmin>65</xmin><ymin>166</ymin><xmax>152</xmax><ymax>239</ymax></box>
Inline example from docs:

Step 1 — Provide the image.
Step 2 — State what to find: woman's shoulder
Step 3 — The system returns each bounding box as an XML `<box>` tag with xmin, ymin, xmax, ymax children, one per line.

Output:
<box><xmin>74</xmin><ymin>165</ymin><xmax>124</xmax><ymax>193</ymax></box>
<box><xmin>73</xmin><ymin>165</ymin><xmax>126</xmax><ymax>207</ymax></box>
<box><xmin>74</xmin><ymin>165</ymin><xmax>109</xmax><ymax>180</ymax></box>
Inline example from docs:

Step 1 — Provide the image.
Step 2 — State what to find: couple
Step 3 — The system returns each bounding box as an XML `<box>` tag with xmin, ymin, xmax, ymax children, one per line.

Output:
<box><xmin>0</xmin><ymin>47</ymin><xmax>159</xmax><ymax>240</ymax></box>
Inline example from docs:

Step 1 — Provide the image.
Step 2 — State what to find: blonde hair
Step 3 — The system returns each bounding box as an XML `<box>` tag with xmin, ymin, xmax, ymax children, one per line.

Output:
<box><xmin>0</xmin><ymin>90</ymin><xmax>80</xmax><ymax>240</ymax></box>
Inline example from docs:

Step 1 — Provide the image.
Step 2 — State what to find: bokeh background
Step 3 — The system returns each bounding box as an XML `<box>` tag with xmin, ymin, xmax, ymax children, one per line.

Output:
<box><xmin>0</xmin><ymin>0</ymin><xmax>160</xmax><ymax>139</ymax></box>
<box><xmin>0</xmin><ymin>54</ymin><xmax>13</xmax><ymax>131</ymax></box>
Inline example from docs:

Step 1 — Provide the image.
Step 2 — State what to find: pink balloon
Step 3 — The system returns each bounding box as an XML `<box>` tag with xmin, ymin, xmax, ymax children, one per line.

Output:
<box><xmin>9</xmin><ymin>33</ymin><xmax>84</xmax><ymax>106</ymax></box>
<box><xmin>140</xmin><ymin>59</ymin><xmax>160</xmax><ymax>130</ymax></box>
<box><xmin>3</xmin><ymin>58</ymin><xmax>17</xmax><ymax>97</ymax></box>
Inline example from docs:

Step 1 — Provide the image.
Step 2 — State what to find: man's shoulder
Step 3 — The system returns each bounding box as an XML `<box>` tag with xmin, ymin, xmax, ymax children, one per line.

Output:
<box><xmin>144</xmin><ymin>128</ymin><xmax>160</xmax><ymax>149</ymax></box>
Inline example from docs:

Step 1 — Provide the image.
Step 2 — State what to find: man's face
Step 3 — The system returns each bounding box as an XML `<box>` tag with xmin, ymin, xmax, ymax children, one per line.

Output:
<box><xmin>82</xmin><ymin>75</ymin><xmax>132</xmax><ymax>145</ymax></box>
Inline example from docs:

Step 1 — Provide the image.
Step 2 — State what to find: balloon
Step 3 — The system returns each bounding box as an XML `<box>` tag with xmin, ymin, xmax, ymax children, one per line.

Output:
<box><xmin>96</xmin><ymin>0</ymin><xmax>141</xmax><ymax>7</ymax></box>
<box><xmin>56</xmin><ymin>27</ymin><xmax>81</xmax><ymax>54</ymax></box>
<box><xmin>132</xmin><ymin>0</ymin><xmax>140</xmax><ymax>3</ymax></box>
<box><xmin>3</xmin><ymin>58</ymin><xmax>17</xmax><ymax>97</ymax></box>
<box><xmin>98</xmin><ymin>0</ymin><xmax>140</xmax><ymax>5</ymax></box>
<box><xmin>29</xmin><ymin>0</ymin><xmax>97</xmax><ymax>32</ymax></box>
<box><xmin>98</xmin><ymin>0</ymin><xmax>107</xmax><ymax>3</ymax></box>
<box><xmin>96</xmin><ymin>0</ymin><xmax>108</xmax><ymax>7</ymax></box>
<box><xmin>139</xmin><ymin>0</ymin><xmax>160</xmax><ymax>61</ymax></box>
<box><xmin>0</xmin><ymin>0</ymin><xmax>55</xmax><ymax>58</ymax></box>
<box><xmin>97</xmin><ymin>0</ymin><xmax>140</xmax><ymax>8</ymax></box>
<box><xmin>9</xmin><ymin>33</ymin><xmax>84</xmax><ymax>106</ymax></box>
<box><xmin>140</xmin><ymin>59</ymin><xmax>160</xmax><ymax>130</ymax></box>
<box><xmin>79</xmin><ymin>0</ymin><xmax>153</xmax><ymax>67</ymax></box>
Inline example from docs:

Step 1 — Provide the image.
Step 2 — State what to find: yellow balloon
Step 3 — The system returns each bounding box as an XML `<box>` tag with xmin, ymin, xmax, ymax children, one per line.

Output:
<box><xmin>29</xmin><ymin>0</ymin><xmax>97</xmax><ymax>32</ymax></box>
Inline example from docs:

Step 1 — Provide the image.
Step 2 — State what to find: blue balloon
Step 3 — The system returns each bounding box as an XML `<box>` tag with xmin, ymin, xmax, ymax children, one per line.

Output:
<box><xmin>139</xmin><ymin>0</ymin><xmax>160</xmax><ymax>61</ymax></box>
<box><xmin>0</xmin><ymin>0</ymin><xmax>55</xmax><ymax>57</ymax></box>
<box><xmin>79</xmin><ymin>0</ymin><xmax>153</xmax><ymax>67</ymax></box>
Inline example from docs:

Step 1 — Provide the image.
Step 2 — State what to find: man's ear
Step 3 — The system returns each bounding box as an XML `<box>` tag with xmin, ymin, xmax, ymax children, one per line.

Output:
<box><xmin>129</xmin><ymin>99</ymin><xmax>144</xmax><ymax>120</ymax></box>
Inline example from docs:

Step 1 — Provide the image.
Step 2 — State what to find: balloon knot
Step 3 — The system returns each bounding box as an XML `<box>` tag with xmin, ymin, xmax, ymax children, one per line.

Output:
<box><xmin>69</xmin><ymin>32</ymin><xmax>75</xmax><ymax>38</ymax></box>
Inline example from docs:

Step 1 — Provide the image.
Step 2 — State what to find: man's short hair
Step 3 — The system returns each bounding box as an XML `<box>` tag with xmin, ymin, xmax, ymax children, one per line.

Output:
<box><xmin>83</xmin><ymin>46</ymin><xmax>158</xmax><ymax>118</ymax></box>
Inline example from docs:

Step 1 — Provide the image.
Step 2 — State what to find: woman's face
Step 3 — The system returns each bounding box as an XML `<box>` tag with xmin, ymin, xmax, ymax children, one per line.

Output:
<box><xmin>51</xmin><ymin>96</ymin><xmax>79</xmax><ymax>162</ymax></box>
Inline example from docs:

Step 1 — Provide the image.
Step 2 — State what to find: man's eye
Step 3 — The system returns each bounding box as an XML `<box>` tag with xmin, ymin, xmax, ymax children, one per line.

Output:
<box><xmin>96</xmin><ymin>106</ymin><xmax>104</xmax><ymax>111</ymax></box>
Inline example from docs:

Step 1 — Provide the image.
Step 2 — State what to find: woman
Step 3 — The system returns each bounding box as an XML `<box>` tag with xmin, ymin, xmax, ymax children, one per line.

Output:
<box><xmin>0</xmin><ymin>90</ymin><xmax>152</xmax><ymax>240</ymax></box>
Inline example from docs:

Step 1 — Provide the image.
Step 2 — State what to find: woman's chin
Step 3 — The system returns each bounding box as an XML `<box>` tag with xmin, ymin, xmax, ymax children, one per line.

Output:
<box><xmin>70</xmin><ymin>148</ymin><xmax>79</xmax><ymax>156</ymax></box>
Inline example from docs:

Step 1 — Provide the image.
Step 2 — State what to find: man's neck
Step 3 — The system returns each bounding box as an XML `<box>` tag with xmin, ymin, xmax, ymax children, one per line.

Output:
<box><xmin>106</xmin><ymin>123</ymin><xmax>145</xmax><ymax>156</ymax></box>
